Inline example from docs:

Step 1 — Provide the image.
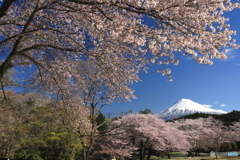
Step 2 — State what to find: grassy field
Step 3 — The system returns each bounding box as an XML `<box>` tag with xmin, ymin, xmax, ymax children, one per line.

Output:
<box><xmin>145</xmin><ymin>156</ymin><xmax>240</xmax><ymax>160</ymax></box>
<box><xmin>131</xmin><ymin>152</ymin><xmax>240</xmax><ymax>160</ymax></box>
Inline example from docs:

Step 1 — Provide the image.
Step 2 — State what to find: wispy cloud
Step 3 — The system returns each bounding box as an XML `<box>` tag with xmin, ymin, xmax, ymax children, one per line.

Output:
<box><xmin>214</xmin><ymin>101</ymin><xmax>218</xmax><ymax>104</ymax></box>
<box><xmin>183</xmin><ymin>56</ymin><xmax>193</xmax><ymax>60</ymax></box>
<box><xmin>203</xmin><ymin>104</ymin><xmax>212</xmax><ymax>108</ymax></box>
<box><xmin>220</xmin><ymin>104</ymin><xmax>226</xmax><ymax>107</ymax></box>
<box><xmin>224</xmin><ymin>48</ymin><xmax>237</xmax><ymax>60</ymax></box>
<box><xmin>233</xmin><ymin>62</ymin><xmax>240</xmax><ymax>66</ymax></box>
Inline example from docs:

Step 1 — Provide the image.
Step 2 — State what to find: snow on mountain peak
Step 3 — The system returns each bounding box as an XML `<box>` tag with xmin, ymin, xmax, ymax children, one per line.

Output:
<box><xmin>157</xmin><ymin>99</ymin><xmax>227</xmax><ymax>120</ymax></box>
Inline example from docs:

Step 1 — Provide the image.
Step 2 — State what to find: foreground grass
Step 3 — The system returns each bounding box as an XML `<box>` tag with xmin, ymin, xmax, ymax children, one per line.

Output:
<box><xmin>131</xmin><ymin>152</ymin><xmax>240</xmax><ymax>160</ymax></box>
<box><xmin>141</xmin><ymin>156</ymin><xmax>240</xmax><ymax>160</ymax></box>
<box><xmin>147</xmin><ymin>157</ymin><xmax>240</xmax><ymax>160</ymax></box>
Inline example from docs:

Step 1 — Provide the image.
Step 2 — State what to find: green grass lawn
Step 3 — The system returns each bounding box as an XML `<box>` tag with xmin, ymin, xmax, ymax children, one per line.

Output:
<box><xmin>131</xmin><ymin>152</ymin><xmax>240</xmax><ymax>160</ymax></box>
<box><xmin>142</xmin><ymin>156</ymin><xmax>240</xmax><ymax>160</ymax></box>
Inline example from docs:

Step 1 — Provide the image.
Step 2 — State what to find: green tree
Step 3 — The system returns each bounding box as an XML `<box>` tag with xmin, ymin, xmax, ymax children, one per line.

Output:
<box><xmin>220</xmin><ymin>142</ymin><xmax>232</xmax><ymax>152</ymax></box>
<box><xmin>16</xmin><ymin>105</ymin><xmax>84</xmax><ymax>160</ymax></box>
<box><xmin>231</xmin><ymin>142</ymin><xmax>238</xmax><ymax>151</ymax></box>
<box><xmin>95</xmin><ymin>112</ymin><xmax>108</xmax><ymax>132</ymax></box>
<box><xmin>0</xmin><ymin>91</ymin><xmax>38</xmax><ymax>159</ymax></box>
<box><xmin>236</xmin><ymin>141</ymin><xmax>240</xmax><ymax>151</ymax></box>
<box><xmin>139</xmin><ymin>109</ymin><xmax>153</xmax><ymax>115</ymax></box>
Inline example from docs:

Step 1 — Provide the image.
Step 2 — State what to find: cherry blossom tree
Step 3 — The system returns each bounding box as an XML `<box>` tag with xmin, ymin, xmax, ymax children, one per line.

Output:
<box><xmin>64</xmin><ymin>58</ymin><xmax>138</xmax><ymax>160</ymax></box>
<box><xmin>95</xmin><ymin>133</ymin><xmax>136</xmax><ymax>160</ymax></box>
<box><xmin>98</xmin><ymin>114</ymin><xmax>189</xmax><ymax>160</ymax></box>
<box><xmin>204</xmin><ymin>117</ymin><xmax>232</xmax><ymax>157</ymax></box>
<box><xmin>0</xmin><ymin>1</ymin><xmax>240</xmax><ymax>158</ymax></box>
<box><xmin>161</xmin><ymin>122</ymin><xmax>190</xmax><ymax>159</ymax></box>
<box><xmin>174</xmin><ymin>118</ymin><xmax>214</xmax><ymax>157</ymax></box>
<box><xmin>174</xmin><ymin>117</ymin><xmax>234</xmax><ymax>158</ymax></box>
<box><xmin>0</xmin><ymin>0</ymin><xmax>239</xmax><ymax>96</ymax></box>
<box><xmin>227</xmin><ymin>121</ymin><xmax>240</xmax><ymax>152</ymax></box>
<box><xmin>97</xmin><ymin>114</ymin><xmax>164</xmax><ymax>160</ymax></box>
<box><xmin>229</xmin><ymin>121</ymin><xmax>240</xmax><ymax>142</ymax></box>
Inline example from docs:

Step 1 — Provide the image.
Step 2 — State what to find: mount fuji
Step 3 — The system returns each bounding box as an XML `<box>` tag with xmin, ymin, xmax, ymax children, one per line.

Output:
<box><xmin>157</xmin><ymin>99</ymin><xmax>227</xmax><ymax>120</ymax></box>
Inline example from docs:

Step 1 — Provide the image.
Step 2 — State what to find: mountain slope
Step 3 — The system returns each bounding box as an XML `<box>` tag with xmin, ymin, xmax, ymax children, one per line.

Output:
<box><xmin>157</xmin><ymin>99</ymin><xmax>227</xmax><ymax>120</ymax></box>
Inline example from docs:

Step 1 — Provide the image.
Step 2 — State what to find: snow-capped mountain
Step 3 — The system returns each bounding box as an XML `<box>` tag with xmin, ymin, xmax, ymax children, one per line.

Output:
<box><xmin>157</xmin><ymin>99</ymin><xmax>227</xmax><ymax>120</ymax></box>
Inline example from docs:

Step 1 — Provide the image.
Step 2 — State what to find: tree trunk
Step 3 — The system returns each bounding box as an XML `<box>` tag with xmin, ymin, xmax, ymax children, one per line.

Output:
<box><xmin>146</xmin><ymin>147</ymin><xmax>152</xmax><ymax>160</ymax></box>
<box><xmin>82</xmin><ymin>106</ymin><xmax>97</xmax><ymax>160</ymax></box>
<box><xmin>166</xmin><ymin>151</ymin><xmax>171</xmax><ymax>159</ymax></box>
<box><xmin>139</xmin><ymin>141</ymin><xmax>145</xmax><ymax>160</ymax></box>
<box><xmin>187</xmin><ymin>151</ymin><xmax>193</xmax><ymax>157</ymax></box>
<box><xmin>139</xmin><ymin>147</ymin><xmax>144</xmax><ymax>160</ymax></box>
<box><xmin>83</xmin><ymin>149</ymin><xmax>86</xmax><ymax>160</ymax></box>
<box><xmin>161</xmin><ymin>151</ymin><xmax>164</xmax><ymax>158</ymax></box>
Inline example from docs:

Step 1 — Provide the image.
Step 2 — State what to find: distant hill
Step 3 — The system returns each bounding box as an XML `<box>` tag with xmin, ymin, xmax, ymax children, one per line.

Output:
<box><xmin>172</xmin><ymin>110</ymin><xmax>240</xmax><ymax>125</ymax></box>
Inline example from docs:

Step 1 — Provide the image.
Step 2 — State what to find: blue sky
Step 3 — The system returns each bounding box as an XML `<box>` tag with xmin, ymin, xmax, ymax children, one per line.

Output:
<box><xmin>102</xmin><ymin>7</ymin><xmax>240</xmax><ymax>116</ymax></box>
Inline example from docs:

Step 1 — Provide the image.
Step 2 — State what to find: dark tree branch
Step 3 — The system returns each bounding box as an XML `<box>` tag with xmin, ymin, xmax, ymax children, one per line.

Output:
<box><xmin>0</xmin><ymin>0</ymin><xmax>17</xmax><ymax>19</ymax></box>
<box><xmin>0</xmin><ymin>80</ymin><xmax>7</xmax><ymax>100</ymax></box>
<box><xmin>0</xmin><ymin>1</ymin><xmax>58</xmax><ymax>81</ymax></box>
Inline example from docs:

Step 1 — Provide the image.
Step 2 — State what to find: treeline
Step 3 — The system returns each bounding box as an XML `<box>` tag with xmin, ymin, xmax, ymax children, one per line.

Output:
<box><xmin>174</xmin><ymin>110</ymin><xmax>240</xmax><ymax>125</ymax></box>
